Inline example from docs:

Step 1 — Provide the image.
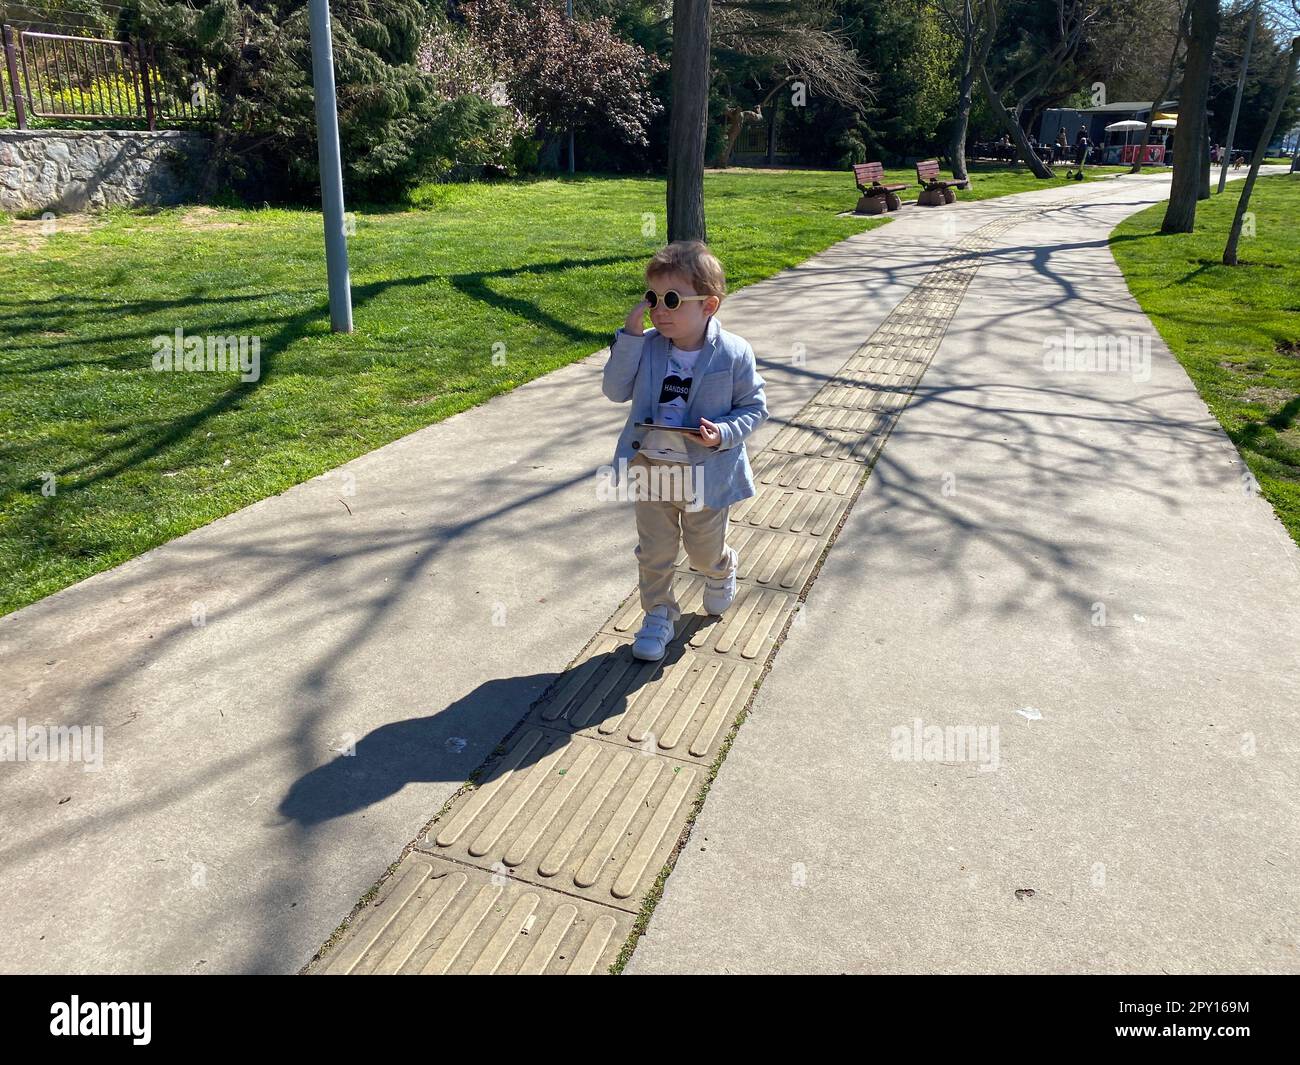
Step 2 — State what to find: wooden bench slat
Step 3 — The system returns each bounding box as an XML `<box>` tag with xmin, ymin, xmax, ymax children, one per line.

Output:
<box><xmin>915</xmin><ymin>158</ymin><xmax>969</xmax><ymax>190</ymax></box>
<box><xmin>851</xmin><ymin>160</ymin><xmax>907</xmax><ymax>214</ymax></box>
<box><xmin>853</xmin><ymin>161</ymin><xmax>906</xmax><ymax>194</ymax></box>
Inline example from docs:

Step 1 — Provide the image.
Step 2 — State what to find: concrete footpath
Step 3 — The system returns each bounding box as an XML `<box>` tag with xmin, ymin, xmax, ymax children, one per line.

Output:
<box><xmin>0</xmin><ymin>168</ymin><xmax>967</xmax><ymax>973</ymax></box>
<box><xmin>629</xmin><ymin>169</ymin><xmax>1300</xmax><ymax>974</ymax></box>
<box><xmin>1</xmin><ymin>167</ymin><xmax>1294</xmax><ymax>973</ymax></box>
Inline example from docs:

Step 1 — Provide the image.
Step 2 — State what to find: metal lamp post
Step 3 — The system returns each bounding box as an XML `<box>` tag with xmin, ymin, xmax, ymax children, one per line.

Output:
<box><xmin>307</xmin><ymin>0</ymin><xmax>354</xmax><ymax>333</ymax></box>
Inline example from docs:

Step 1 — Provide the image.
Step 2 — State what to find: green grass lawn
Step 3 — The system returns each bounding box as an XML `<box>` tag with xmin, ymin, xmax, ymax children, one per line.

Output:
<box><xmin>0</xmin><ymin>169</ymin><xmax>892</xmax><ymax>616</ymax></box>
<box><xmin>1111</xmin><ymin>173</ymin><xmax>1300</xmax><ymax>546</ymax></box>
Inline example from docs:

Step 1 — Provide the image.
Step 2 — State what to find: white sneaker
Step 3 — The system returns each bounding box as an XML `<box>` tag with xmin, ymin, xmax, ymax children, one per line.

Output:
<box><xmin>632</xmin><ymin>605</ymin><xmax>675</xmax><ymax>661</ymax></box>
<box><xmin>702</xmin><ymin>570</ymin><xmax>737</xmax><ymax>615</ymax></box>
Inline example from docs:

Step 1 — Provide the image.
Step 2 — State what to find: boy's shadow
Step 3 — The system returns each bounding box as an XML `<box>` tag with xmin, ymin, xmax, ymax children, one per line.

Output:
<box><xmin>277</xmin><ymin>643</ymin><xmax>693</xmax><ymax>828</ymax></box>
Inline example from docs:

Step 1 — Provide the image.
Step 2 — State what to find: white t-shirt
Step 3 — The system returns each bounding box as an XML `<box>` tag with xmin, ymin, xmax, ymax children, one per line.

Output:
<box><xmin>644</xmin><ymin>343</ymin><xmax>702</xmax><ymax>461</ymax></box>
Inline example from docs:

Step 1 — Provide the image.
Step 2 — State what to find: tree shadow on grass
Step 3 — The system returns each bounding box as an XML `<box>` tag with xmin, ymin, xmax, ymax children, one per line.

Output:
<box><xmin>2</xmin><ymin>254</ymin><xmax>648</xmax><ymax>581</ymax></box>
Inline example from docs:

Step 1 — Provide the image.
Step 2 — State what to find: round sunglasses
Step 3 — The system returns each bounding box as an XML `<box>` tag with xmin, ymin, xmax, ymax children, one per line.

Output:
<box><xmin>644</xmin><ymin>288</ymin><xmax>712</xmax><ymax>311</ymax></box>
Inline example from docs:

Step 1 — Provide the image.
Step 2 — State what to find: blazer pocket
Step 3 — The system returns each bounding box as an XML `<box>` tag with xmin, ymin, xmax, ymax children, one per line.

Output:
<box><xmin>696</xmin><ymin>370</ymin><xmax>733</xmax><ymax>412</ymax></box>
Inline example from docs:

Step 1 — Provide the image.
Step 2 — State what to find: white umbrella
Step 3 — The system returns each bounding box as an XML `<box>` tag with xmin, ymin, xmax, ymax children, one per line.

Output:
<box><xmin>1125</xmin><ymin>117</ymin><xmax>1175</xmax><ymax>164</ymax></box>
<box><xmin>1104</xmin><ymin>119</ymin><xmax>1148</xmax><ymax>159</ymax></box>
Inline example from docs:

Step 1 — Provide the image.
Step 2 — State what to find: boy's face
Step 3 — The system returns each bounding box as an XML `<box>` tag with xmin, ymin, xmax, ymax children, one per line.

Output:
<box><xmin>646</xmin><ymin>270</ymin><xmax>719</xmax><ymax>347</ymax></box>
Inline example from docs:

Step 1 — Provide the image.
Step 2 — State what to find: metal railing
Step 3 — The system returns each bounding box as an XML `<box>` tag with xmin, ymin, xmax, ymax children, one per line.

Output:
<box><xmin>2</xmin><ymin>22</ymin><xmax>217</xmax><ymax>130</ymax></box>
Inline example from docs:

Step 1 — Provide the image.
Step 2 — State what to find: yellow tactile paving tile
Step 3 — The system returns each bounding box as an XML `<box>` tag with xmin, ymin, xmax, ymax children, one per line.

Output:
<box><xmin>414</xmin><ymin>728</ymin><xmax>700</xmax><ymax>911</ymax></box>
<box><xmin>813</xmin><ymin>380</ymin><xmax>915</xmax><ymax>413</ymax></box>
<box><xmin>872</xmin><ymin>318</ymin><xmax>950</xmax><ymax>344</ymax></box>
<box><xmin>574</xmin><ymin>652</ymin><xmax>755</xmax><ymax>759</ymax></box>
<box><xmin>846</xmin><ymin>343</ymin><xmax>933</xmax><ymax>369</ymax></box>
<box><xmin>749</xmin><ymin>450</ymin><xmax>864</xmax><ymax>496</ymax></box>
<box><xmin>524</xmin><ymin>633</ymin><xmax>756</xmax><ymax>763</ymax></box>
<box><xmin>900</xmin><ymin>296</ymin><xmax>966</xmax><ymax>319</ymax></box>
<box><xmin>763</xmin><ymin>421</ymin><xmax>891</xmax><ymax>464</ymax></box>
<box><xmin>677</xmin><ymin>524</ymin><xmax>824</xmax><ymax>593</ymax></box>
<box><xmin>729</xmin><ymin>478</ymin><xmax>852</xmax><ymax>535</ymax></box>
<box><xmin>529</xmin><ymin>631</ymin><xmax>667</xmax><ymax>728</ymax></box>
<box><xmin>787</xmin><ymin>405</ymin><xmax>892</xmax><ymax>434</ymax></box>
<box><xmin>674</xmin><ymin>580</ymin><xmax>798</xmax><ymax>660</ymax></box>
<box><xmin>601</xmin><ymin>573</ymin><xmax>798</xmax><ymax>663</ymax></box>
<box><xmin>308</xmin><ymin>854</ymin><xmax>630</xmax><ymax>975</ymax></box>
<box><xmin>837</xmin><ymin>355</ymin><xmax>922</xmax><ymax>381</ymax></box>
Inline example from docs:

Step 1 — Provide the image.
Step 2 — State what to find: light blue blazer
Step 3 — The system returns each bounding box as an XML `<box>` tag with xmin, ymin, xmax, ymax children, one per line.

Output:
<box><xmin>601</xmin><ymin>314</ymin><xmax>769</xmax><ymax>511</ymax></box>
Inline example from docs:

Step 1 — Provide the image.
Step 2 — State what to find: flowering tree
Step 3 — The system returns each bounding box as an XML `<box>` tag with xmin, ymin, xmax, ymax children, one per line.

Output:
<box><xmin>417</xmin><ymin>14</ymin><xmax>533</xmax><ymax>172</ymax></box>
<box><xmin>452</xmin><ymin>0</ymin><xmax>666</xmax><ymax>168</ymax></box>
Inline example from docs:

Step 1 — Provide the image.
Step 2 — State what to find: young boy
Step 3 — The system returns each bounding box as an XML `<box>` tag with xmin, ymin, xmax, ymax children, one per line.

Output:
<box><xmin>602</xmin><ymin>240</ymin><xmax>768</xmax><ymax>661</ymax></box>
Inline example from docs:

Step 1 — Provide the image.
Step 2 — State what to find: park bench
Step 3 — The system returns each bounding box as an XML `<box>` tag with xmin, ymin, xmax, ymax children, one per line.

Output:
<box><xmin>852</xmin><ymin>161</ymin><xmax>907</xmax><ymax>215</ymax></box>
<box><xmin>915</xmin><ymin>158</ymin><xmax>969</xmax><ymax>206</ymax></box>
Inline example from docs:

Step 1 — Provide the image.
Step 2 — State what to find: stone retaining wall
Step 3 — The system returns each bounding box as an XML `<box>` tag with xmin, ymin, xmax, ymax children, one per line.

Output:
<box><xmin>0</xmin><ymin>130</ymin><xmax>209</xmax><ymax>213</ymax></box>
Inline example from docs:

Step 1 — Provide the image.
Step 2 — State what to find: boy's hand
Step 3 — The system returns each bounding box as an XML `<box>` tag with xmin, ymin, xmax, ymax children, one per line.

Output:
<box><xmin>697</xmin><ymin>418</ymin><xmax>722</xmax><ymax>447</ymax></box>
<box><xmin>624</xmin><ymin>299</ymin><xmax>649</xmax><ymax>337</ymax></box>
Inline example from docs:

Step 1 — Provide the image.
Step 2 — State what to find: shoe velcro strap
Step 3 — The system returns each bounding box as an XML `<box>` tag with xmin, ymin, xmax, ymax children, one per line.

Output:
<box><xmin>642</xmin><ymin>616</ymin><xmax>673</xmax><ymax>638</ymax></box>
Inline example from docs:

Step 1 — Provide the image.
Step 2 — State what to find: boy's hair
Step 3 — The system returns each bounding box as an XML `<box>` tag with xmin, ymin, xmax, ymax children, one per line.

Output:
<box><xmin>645</xmin><ymin>240</ymin><xmax>727</xmax><ymax>302</ymax></box>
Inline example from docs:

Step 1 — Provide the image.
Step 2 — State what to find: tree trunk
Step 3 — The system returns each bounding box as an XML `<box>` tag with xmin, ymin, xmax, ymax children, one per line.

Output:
<box><xmin>980</xmin><ymin>68</ymin><xmax>1053</xmax><ymax>177</ymax></box>
<box><xmin>948</xmin><ymin>0</ymin><xmax>991</xmax><ymax>183</ymax></box>
<box><xmin>1225</xmin><ymin>36</ymin><xmax>1299</xmax><ymax>265</ymax></box>
<box><xmin>1198</xmin><ymin>111</ymin><xmax>1212</xmax><ymax>198</ymax></box>
<box><xmin>713</xmin><ymin>107</ymin><xmax>744</xmax><ymax>168</ymax></box>
<box><xmin>766</xmin><ymin>97</ymin><xmax>777</xmax><ymax>164</ymax></box>
<box><xmin>1133</xmin><ymin>68</ymin><xmax>1180</xmax><ymax>172</ymax></box>
<box><xmin>712</xmin><ymin>103</ymin><xmax>763</xmax><ymax>168</ymax></box>
<box><xmin>667</xmin><ymin>0</ymin><xmax>712</xmax><ymax>242</ymax></box>
<box><xmin>950</xmin><ymin>67</ymin><xmax>977</xmax><ymax>182</ymax></box>
<box><xmin>969</xmin><ymin>0</ymin><xmax>1050</xmax><ymax>178</ymax></box>
<box><xmin>1217</xmin><ymin>0</ymin><xmax>1260</xmax><ymax>194</ymax></box>
<box><xmin>1133</xmin><ymin>0</ymin><xmax>1190</xmax><ymax>175</ymax></box>
<box><xmin>1161</xmin><ymin>0</ymin><xmax>1219</xmax><ymax>234</ymax></box>
<box><xmin>539</xmin><ymin>129</ymin><xmax>563</xmax><ymax>171</ymax></box>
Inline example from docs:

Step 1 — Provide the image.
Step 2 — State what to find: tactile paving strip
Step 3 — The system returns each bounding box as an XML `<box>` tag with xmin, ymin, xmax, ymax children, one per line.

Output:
<box><xmin>839</xmin><ymin>355</ymin><xmax>924</xmax><ymax>382</ymax></box>
<box><xmin>749</xmin><ymin>450</ymin><xmax>865</xmax><ymax>496</ymax></box>
<box><xmin>762</xmin><ymin>421</ymin><xmax>892</xmax><ymax>464</ymax></box>
<box><xmin>601</xmin><ymin>573</ymin><xmax>798</xmax><ymax>663</ymax></box>
<box><xmin>308</xmin><ymin>854</ymin><xmax>630</xmax><ymax>975</ymax></box>
<box><xmin>676</xmin><ymin>524</ymin><xmax>824</xmax><ymax>593</ymax></box>
<box><xmin>787</xmin><ymin>405</ymin><xmax>893</xmax><ymax>435</ymax></box>
<box><xmin>813</xmin><ymin>379</ymin><xmax>916</xmax><ymax>413</ymax></box>
<box><xmin>730</xmin><ymin>476</ymin><xmax>855</xmax><ymax>534</ymax></box>
<box><xmin>414</xmin><ymin>727</ymin><xmax>701</xmax><ymax>910</ymax></box>
<box><xmin>524</xmin><ymin>633</ymin><xmax>758</xmax><ymax>763</ymax></box>
<box><xmin>307</xmin><ymin>206</ymin><xmax>1058</xmax><ymax>975</ymax></box>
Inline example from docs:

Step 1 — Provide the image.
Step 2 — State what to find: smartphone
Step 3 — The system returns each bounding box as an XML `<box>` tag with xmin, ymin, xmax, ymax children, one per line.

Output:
<box><xmin>636</xmin><ymin>422</ymin><xmax>702</xmax><ymax>435</ymax></box>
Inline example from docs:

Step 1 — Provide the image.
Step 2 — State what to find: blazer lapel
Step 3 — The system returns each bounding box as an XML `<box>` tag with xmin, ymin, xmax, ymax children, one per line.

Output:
<box><xmin>683</xmin><ymin>315</ymin><xmax>720</xmax><ymax>417</ymax></box>
<box><xmin>646</xmin><ymin>331</ymin><xmax>668</xmax><ymax>417</ymax></box>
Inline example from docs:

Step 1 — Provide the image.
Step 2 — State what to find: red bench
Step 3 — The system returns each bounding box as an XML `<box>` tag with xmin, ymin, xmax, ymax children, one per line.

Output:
<box><xmin>915</xmin><ymin>159</ymin><xmax>969</xmax><ymax>206</ymax></box>
<box><xmin>852</xmin><ymin>161</ymin><xmax>907</xmax><ymax>215</ymax></box>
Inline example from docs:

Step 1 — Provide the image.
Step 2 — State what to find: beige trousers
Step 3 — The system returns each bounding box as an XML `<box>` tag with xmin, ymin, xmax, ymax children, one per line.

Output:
<box><xmin>629</xmin><ymin>451</ymin><xmax>737</xmax><ymax>623</ymax></box>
